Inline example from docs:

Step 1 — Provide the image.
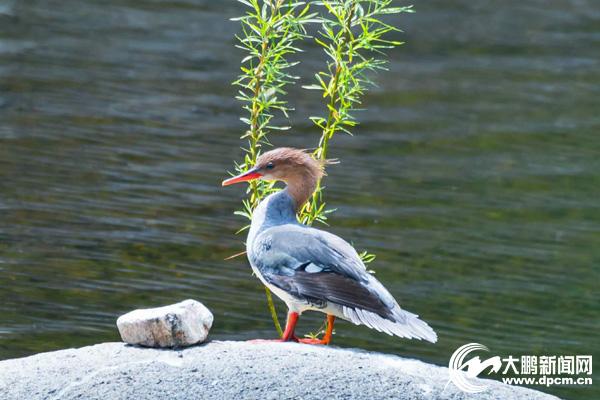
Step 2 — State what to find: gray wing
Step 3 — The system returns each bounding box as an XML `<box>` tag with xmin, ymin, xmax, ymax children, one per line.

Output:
<box><xmin>250</xmin><ymin>224</ymin><xmax>370</xmax><ymax>282</ymax></box>
<box><xmin>249</xmin><ymin>223</ymin><xmax>438</xmax><ymax>343</ymax></box>
<box><xmin>249</xmin><ymin>224</ymin><xmax>396</xmax><ymax>318</ymax></box>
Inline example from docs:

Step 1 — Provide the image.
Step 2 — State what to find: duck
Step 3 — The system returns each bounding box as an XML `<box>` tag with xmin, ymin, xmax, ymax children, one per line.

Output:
<box><xmin>222</xmin><ymin>147</ymin><xmax>437</xmax><ymax>344</ymax></box>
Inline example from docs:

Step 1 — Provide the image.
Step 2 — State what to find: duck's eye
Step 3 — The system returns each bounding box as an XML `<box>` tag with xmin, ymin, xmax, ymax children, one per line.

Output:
<box><xmin>265</xmin><ymin>162</ymin><xmax>275</xmax><ymax>170</ymax></box>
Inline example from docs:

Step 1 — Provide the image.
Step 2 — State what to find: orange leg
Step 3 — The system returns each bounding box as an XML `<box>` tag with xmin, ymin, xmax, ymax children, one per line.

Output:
<box><xmin>297</xmin><ymin>314</ymin><xmax>335</xmax><ymax>345</ymax></box>
<box><xmin>248</xmin><ymin>311</ymin><xmax>300</xmax><ymax>343</ymax></box>
<box><xmin>281</xmin><ymin>311</ymin><xmax>299</xmax><ymax>341</ymax></box>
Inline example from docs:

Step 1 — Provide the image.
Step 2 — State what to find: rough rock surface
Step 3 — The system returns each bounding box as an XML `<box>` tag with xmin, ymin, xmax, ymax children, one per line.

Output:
<box><xmin>0</xmin><ymin>341</ymin><xmax>558</xmax><ymax>400</ymax></box>
<box><xmin>116</xmin><ymin>299</ymin><xmax>213</xmax><ymax>347</ymax></box>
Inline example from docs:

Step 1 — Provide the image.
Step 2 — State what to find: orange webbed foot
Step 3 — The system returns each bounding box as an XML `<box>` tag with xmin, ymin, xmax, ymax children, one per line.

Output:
<box><xmin>247</xmin><ymin>337</ymin><xmax>299</xmax><ymax>343</ymax></box>
<box><xmin>297</xmin><ymin>337</ymin><xmax>330</xmax><ymax>345</ymax></box>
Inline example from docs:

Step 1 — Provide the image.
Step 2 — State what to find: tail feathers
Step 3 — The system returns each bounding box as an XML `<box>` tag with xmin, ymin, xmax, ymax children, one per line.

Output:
<box><xmin>342</xmin><ymin>306</ymin><xmax>438</xmax><ymax>343</ymax></box>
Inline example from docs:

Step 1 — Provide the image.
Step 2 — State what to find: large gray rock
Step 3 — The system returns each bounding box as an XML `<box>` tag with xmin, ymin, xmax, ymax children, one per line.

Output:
<box><xmin>0</xmin><ymin>341</ymin><xmax>558</xmax><ymax>400</ymax></box>
<box><xmin>116</xmin><ymin>299</ymin><xmax>213</xmax><ymax>347</ymax></box>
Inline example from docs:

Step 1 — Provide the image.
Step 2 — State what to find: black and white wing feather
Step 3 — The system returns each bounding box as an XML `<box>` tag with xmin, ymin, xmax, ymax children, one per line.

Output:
<box><xmin>249</xmin><ymin>224</ymin><xmax>437</xmax><ymax>343</ymax></box>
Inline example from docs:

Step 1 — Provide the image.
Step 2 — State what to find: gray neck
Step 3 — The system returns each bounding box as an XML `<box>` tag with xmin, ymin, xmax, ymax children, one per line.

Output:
<box><xmin>247</xmin><ymin>189</ymin><xmax>297</xmax><ymax>248</ymax></box>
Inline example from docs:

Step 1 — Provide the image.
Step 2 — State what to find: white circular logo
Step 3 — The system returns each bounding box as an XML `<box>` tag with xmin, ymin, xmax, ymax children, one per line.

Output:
<box><xmin>448</xmin><ymin>343</ymin><xmax>499</xmax><ymax>393</ymax></box>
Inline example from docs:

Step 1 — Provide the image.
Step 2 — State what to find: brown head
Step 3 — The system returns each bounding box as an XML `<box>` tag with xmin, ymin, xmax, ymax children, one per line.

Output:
<box><xmin>222</xmin><ymin>147</ymin><xmax>326</xmax><ymax>209</ymax></box>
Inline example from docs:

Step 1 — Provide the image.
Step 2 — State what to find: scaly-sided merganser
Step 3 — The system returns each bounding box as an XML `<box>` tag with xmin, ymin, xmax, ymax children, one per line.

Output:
<box><xmin>223</xmin><ymin>147</ymin><xmax>437</xmax><ymax>344</ymax></box>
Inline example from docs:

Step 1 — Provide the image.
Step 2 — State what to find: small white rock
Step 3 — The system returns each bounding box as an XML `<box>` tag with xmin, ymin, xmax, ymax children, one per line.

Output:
<box><xmin>116</xmin><ymin>299</ymin><xmax>213</xmax><ymax>348</ymax></box>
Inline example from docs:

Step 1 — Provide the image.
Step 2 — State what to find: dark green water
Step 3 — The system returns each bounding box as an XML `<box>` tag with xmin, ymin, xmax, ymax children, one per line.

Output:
<box><xmin>1</xmin><ymin>1</ymin><xmax>598</xmax><ymax>398</ymax></box>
